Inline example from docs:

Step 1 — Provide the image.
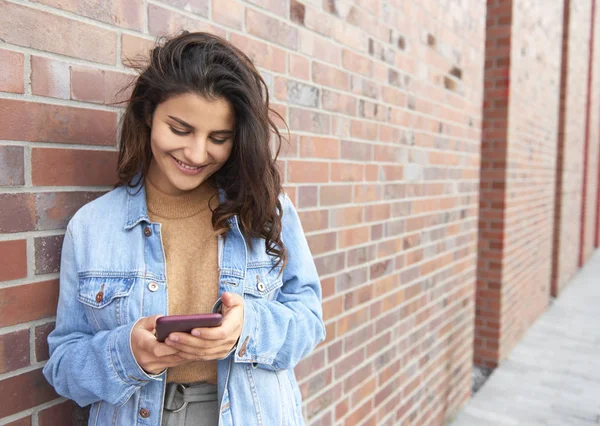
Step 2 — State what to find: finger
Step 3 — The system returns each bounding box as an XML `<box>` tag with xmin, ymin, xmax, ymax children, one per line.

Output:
<box><xmin>137</xmin><ymin>314</ymin><xmax>164</xmax><ymax>332</ymax></box>
<box><xmin>192</xmin><ymin>308</ymin><xmax>239</xmax><ymax>340</ymax></box>
<box><xmin>171</xmin><ymin>344</ymin><xmax>234</xmax><ymax>361</ymax></box>
<box><xmin>164</xmin><ymin>339</ymin><xmax>220</xmax><ymax>355</ymax></box>
<box><xmin>166</xmin><ymin>332</ymin><xmax>218</xmax><ymax>348</ymax></box>
<box><xmin>193</xmin><ymin>312</ymin><xmax>238</xmax><ymax>340</ymax></box>
<box><xmin>151</xmin><ymin>342</ymin><xmax>180</xmax><ymax>358</ymax></box>
<box><xmin>221</xmin><ymin>292</ymin><xmax>244</xmax><ymax>310</ymax></box>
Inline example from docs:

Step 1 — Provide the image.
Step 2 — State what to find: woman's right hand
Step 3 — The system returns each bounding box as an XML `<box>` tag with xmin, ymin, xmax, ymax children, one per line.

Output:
<box><xmin>131</xmin><ymin>315</ymin><xmax>188</xmax><ymax>375</ymax></box>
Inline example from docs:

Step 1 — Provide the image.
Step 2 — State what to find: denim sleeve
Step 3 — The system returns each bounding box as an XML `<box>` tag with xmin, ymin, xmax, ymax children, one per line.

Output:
<box><xmin>42</xmin><ymin>224</ymin><xmax>159</xmax><ymax>408</ymax></box>
<box><xmin>233</xmin><ymin>194</ymin><xmax>326</xmax><ymax>370</ymax></box>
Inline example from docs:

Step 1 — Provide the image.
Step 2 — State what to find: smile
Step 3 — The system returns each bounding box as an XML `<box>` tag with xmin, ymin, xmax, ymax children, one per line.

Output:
<box><xmin>172</xmin><ymin>156</ymin><xmax>204</xmax><ymax>170</ymax></box>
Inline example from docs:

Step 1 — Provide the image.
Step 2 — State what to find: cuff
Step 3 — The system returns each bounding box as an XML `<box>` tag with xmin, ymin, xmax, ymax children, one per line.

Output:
<box><xmin>110</xmin><ymin>319</ymin><xmax>164</xmax><ymax>385</ymax></box>
<box><xmin>233</xmin><ymin>300</ymin><xmax>272</xmax><ymax>365</ymax></box>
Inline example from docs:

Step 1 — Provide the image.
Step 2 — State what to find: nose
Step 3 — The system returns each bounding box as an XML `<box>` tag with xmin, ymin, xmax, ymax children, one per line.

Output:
<box><xmin>184</xmin><ymin>136</ymin><xmax>209</xmax><ymax>165</ymax></box>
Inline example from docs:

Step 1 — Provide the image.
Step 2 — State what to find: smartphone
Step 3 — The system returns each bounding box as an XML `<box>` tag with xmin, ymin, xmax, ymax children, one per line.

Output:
<box><xmin>155</xmin><ymin>313</ymin><xmax>223</xmax><ymax>342</ymax></box>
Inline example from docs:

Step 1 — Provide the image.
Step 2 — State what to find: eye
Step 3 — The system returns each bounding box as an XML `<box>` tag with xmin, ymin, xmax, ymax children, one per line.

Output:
<box><xmin>169</xmin><ymin>126</ymin><xmax>190</xmax><ymax>136</ymax></box>
<box><xmin>210</xmin><ymin>137</ymin><xmax>229</xmax><ymax>144</ymax></box>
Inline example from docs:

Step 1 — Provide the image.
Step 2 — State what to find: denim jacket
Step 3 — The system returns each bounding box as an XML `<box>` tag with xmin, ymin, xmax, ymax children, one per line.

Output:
<box><xmin>42</xmin><ymin>175</ymin><xmax>326</xmax><ymax>426</ymax></box>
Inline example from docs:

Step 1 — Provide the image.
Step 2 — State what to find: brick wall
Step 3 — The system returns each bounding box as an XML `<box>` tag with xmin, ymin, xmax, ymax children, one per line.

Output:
<box><xmin>552</xmin><ymin>0</ymin><xmax>593</xmax><ymax>296</ymax></box>
<box><xmin>476</xmin><ymin>0</ymin><xmax>566</xmax><ymax>368</ymax></box>
<box><xmin>0</xmin><ymin>0</ymin><xmax>486</xmax><ymax>425</ymax></box>
<box><xmin>501</xmin><ymin>0</ymin><xmax>564</xmax><ymax>361</ymax></box>
<box><xmin>476</xmin><ymin>0</ymin><xmax>600</xmax><ymax>369</ymax></box>
<box><xmin>582</xmin><ymin>0</ymin><xmax>600</xmax><ymax>264</ymax></box>
<box><xmin>475</xmin><ymin>0</ymin><xmax>512</xmax><ymax>367</ymax></box>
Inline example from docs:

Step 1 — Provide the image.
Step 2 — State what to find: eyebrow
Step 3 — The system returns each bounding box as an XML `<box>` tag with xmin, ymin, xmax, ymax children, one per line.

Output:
<box><xmin>167</xmin><ymin>115</ymin><xmax>234</xmax><ymax>134</ymax></box>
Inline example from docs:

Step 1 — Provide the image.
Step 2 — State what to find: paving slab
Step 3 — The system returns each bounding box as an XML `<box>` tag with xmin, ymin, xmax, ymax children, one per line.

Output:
<box><xmin>449</xmin><ymin>250</ymin><xmax>600</xmax><ymax>426</ymax></box>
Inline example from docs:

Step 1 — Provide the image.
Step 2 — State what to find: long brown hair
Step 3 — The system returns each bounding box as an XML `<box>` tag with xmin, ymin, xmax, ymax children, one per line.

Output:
<box><xmin>116</xmin><ymin>31</ymin><xmax>288</xmax><ymax>270</ymax></box>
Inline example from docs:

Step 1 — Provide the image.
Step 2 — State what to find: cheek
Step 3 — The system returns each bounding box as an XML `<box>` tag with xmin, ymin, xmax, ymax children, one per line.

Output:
<box><xmin>213</xmin><ymin>143</ymin><xmax>233</xmax><ymax>165</ymax></box>
<box><xmin>151</xmin><ymin>131</ymin><xmax>176</xmax><ymax>158</ymax></box>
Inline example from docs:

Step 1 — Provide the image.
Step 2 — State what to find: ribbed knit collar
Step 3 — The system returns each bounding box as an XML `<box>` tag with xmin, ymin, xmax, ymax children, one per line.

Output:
<box><xmin>145</xmin><ymin>177</ymin><xmax>217</xmax><ymax>219</ymax></box>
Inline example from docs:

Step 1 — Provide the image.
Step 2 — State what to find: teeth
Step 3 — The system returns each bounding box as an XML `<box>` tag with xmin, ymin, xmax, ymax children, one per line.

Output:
<box><xmin>175</xmin><ymin>157</ymin><xmax>202</xmax><ymax>170</ymax></box>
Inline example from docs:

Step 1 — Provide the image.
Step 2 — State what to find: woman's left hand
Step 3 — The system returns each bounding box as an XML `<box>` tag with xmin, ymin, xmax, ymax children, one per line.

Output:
<box><xmin>164</xmin><ymin>292</ymin><xmax>244</xmax><ymax>361</ymax></box>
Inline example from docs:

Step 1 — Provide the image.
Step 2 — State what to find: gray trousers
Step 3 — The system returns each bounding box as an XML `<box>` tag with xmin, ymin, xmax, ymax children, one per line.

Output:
<box><xmin>162</xmin><ymin>382</ymin><xmax>219</xmax><ymax>426</ymax></box>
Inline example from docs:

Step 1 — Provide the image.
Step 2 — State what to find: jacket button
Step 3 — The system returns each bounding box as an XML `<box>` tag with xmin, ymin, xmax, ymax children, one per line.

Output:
<box><xmin>144</xmin><ymin>227</ymin><xmax>152</xmax><ymax>237</ymax></box>
<box><xmin>257</xmin><ymin>281</ymin><xmax>265</xmax><ymax>292</ymax></box>
<box><xmin>139</xmin><ymin>408</ymin><xmax>150</xmax><ymax>418</ymax></box>
<box><xmin>148</xmin><ymin>282</ymin><xmax>158</xmax><ymax>292</ymax></box>
<box><xmin>95</xmin><ymin>291</ymin><xmax>104</xmax><ymax>303</ymax></box>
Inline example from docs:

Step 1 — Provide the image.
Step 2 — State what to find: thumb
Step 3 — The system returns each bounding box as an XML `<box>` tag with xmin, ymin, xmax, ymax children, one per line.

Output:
<box><xmin>137</xmin><ymin>314</ymin><xmax>163</xmax><ymax>331</ymax></box>
<box><xmin>221</xmin><ymin>292</ymin><xmax>244</xmax><ymax>309</ymax></box>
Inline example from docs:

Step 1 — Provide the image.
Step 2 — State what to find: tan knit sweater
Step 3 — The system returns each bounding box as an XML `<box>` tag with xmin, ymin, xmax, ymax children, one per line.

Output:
<box><xmin>145</xmin><ymin>177</ymin><xmax>219</xmax><ymax>384</ymax></box>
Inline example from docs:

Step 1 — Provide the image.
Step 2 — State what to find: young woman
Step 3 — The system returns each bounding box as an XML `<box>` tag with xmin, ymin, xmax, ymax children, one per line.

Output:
<box><xmin>43</xmin><ymin>31</ymin><xmax>325</xmax><ymax>426</ymax></box>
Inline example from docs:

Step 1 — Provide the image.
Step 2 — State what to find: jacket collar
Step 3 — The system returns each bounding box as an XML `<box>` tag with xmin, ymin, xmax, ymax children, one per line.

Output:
<box><xmin>123</xmin><ymin>171</ymin><xmax>228</xmax><ymax>230</ymax></box>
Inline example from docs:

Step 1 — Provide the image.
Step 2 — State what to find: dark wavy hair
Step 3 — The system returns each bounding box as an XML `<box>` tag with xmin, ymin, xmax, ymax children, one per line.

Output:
<box><xmin>115</xmin><ymin>31</ymin><xmax>288</xmax><ymax>270</ymax></box>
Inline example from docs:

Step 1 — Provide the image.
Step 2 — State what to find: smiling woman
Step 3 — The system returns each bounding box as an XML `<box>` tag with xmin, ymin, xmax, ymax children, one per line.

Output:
<box><xmin>147</xmin><ymin>94</ymin><xmax>235</xmax><ymax>195</ymax></box>
<box><xmin>42</xmin><ymin>31</ymin><xmax>325</xmax><ymax>426</ymax></box>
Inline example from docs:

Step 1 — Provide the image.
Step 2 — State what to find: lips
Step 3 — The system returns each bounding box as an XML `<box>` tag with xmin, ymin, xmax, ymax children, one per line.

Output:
<box><xmin>172</xmin><ymin>155</ymin><xmax>204</xmax><ymax>170</ymax></box>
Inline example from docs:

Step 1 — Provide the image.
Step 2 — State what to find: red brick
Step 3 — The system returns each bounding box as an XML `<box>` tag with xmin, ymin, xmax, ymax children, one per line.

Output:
<box><xmin>35</xmin><ymin>322</ymin><xmax>55</xmax><ymax>362</ymax></box>
<box><xmin>331</xmin><ymin>162</ymin><xmax>364</xmax><ymax>182</ymax></box>
<box><xmin>212</xmin><ymin>0</ymin><xmax>244</xmax><ymax>29</ymax></box>
<box><xmin>70</xmin><ymin>66</ymin><xmax>104</xmax><ymax>103</ymax></box>
<box><xmin>350</xmin><ymin>119</ymin><xmax>378</xmax><ymax>140</ymax></box>
<box><xmin>338</xmin><ymin>226</ymin><xmax>370</xmax><ymax>248</ymax></box>
<box><xmin>34</xmin><ymin>235</ymin><xmax>64</xmax><ymax>275</ymax></box>
<box><xmin>0</xmin><ymin>368</ymin><xmax>58</xmax><ymax>418</ymax></box>
<box><xmin>0</xmin><ymin>1</ymin><xmax>116</xmax><ymax>64</ymax></box>
<box><xmin>294</xmin><ymin>349</ymin><xmax>325</xmax><ymax>380</ymax></box>
<box><xmin>247</xmin><ymin>0</ymin><xmax>288</xmax><ymax>17</ymax></box>
<box><xmin>312</xmin><ymin>62</ymin><xmax>350</xmax><ymax>91</ymax></box>
<box><xmin>0</xmin><ymin>280</ymin><xmax>59</xmax><ymax>327</ymax></box>
<box><xmin>289</xmin><ymin>53</ymin><xmax>310</xmax><ymax>81</ymax></box>
<box><xmin>230</xmin><ymin>34</ymin><xmax>286</xmax><ymax>73</ymax></box>
<box><xmin>306</xmin><ymin>232</ymin><xmax>337</xmax><ymax>255</ymax></box>
<box><xmin>287</xmin><ymin>160</ymin><xmax>329</xmax><ymax>183</ymax></box>
<box><xmin>0</xmin><ymin>329</ymin><xmax>30</xmax><ymax>374</ymax></box>
<box><xmin>30</xmin><ymin>56</ymin><xmax>70</xmax><ymax>99</ymax></box>
<box><xmin>33</xmin><ymin>0</ymin><xmax>143</xmax><ymax>30</ymax></box>
<box><xmin>0</xmin><ymin>146</ymin><xmax>25</xmax><ymax>186</ymax></box>
<box><xmin>298</xmin><ymin>29</ymin><xmax>342</xmax><ymax>67</ymax></box>
<box><xmin>0</xmin><ymin>49</ymin><xmax>24</xmax><ymax>93</ymax></box>
<box><xmin>300</xmin><ymin>136</ymin><xmax>340</xmax><ymax>159</ymax></box>
<box><xmin>297</xmin><ymin>186</ymin><xmax>318</xmax><ymax>208</ymax></box>
<box><xmin>330</xmin><ymin>206</ymin><xmax>364</xmax><ymax>227</ymax></box>
<box><xmin>0</xmin><ymin>99</ymin><xmax>117</xmax><ymax>146</ymax></box>
<box><xmin>355</xmin><ymin>184</ymin><xmax>381</xmax><ymax>203</ymax></box>
<box><xmin>314</xmin><ymin>252</ymin><xmax>345</xmax><ymax>276</ymax></box>
<box><xmin>121</xmin><ymin>34</ymin><xmax>155</xmax><ymax>64</ymax></box>
<box><xmin>342</xmin><ymin>49</ymin><xmax>373</xmax><ymax>77</ymax></box>
<box><xmin>320</xmin><ymin>185</ymin><xmax>353</xmax><ymax>206</ymax></box>
<box><xmin>31</xmin><ymin>148</ymin><xmax>118</xmax><ymax>186</ymax></box>
<box><xmin>0</xmin><ymin>194</ymin><xmax>36</xmax><ymax>233</ymax></box>
<box><xmin>159</xmin><ymin>0</ymin><xmax>209</xmax><ymax>16</ymax></box>
<box><xmin>289</xmin><ymin>108</ymin><xmax>331</xmax><ymax>134</ymax></box>
<box><xmin>148</xmin><ymin>4</ymin><xmax>224</xmax><ymax>37</ymax></box>
<box><xmin>4</xmin><ymin>417</ymin><xmax>31</xmax><ymax>426</ymax></box>
<box><xmin>321</xmin><ymin>89</ymin><xmax>357</xmax><ymax>116</ymax></box>
<box><xmin>340</xmin><ymin>140</ymin><xmax>373</xmax><ymax>161</ymax></box>
<box><xmin>0</xmin><ymin>240</ymin><xmax>27</xmax><ymax>281</ymax></box>
<box><xmin>246</xmin><ymin>8</ymin><xmax>298</xmax><ymax>50</ymax></box>
<box><xmin>38</xmin><ymin>400</ymin><xmax>76</xmax><ymax>426</ymax></box>
<box><xmin>298</xmin><ymin>209</ymin><xmax>329</xmax><ymax>232</ymax></box>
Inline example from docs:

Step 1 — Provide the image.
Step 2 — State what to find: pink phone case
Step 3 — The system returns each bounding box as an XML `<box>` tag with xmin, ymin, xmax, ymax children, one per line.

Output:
<box><xmin>155</xmin><ymin>313</ymin><xmax>223</xmax><ymax>342</ymax></box>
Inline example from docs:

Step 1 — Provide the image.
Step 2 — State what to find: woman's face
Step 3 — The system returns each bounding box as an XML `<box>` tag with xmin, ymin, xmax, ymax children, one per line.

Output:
<box><xmin>147</xmin><ymin>93</ymin><xmax>235</xmax><ymax>195</ymax></box>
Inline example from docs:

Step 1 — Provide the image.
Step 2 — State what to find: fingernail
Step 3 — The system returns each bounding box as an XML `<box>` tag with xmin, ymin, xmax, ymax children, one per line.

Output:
<box><xmin>192</xmin><ymin>330</ymin><xmax>200</xmax><ymax>337</ymax></box>
<box><xmin>169</xmin><ymin>335</ymin><xmax>179</xmax><ymax>342</ymax></box>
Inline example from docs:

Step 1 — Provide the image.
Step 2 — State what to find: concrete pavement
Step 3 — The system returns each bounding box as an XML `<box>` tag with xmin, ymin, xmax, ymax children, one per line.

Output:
<box><xmin>448</xmin><ymin>250</ymin><xmax>600</xmax><ymax>426</ymax></box>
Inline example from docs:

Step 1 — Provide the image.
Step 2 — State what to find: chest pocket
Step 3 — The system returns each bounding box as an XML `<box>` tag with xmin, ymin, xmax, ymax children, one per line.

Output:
<box><xmin>244</xmin><ymin>262</ymin><xmax>283</xmax><ymax>301</ymax></box>
<box><xmin>77</xmin><ymin>276</ymin><xmax>136</xmax><ymax>332</ymax></box>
